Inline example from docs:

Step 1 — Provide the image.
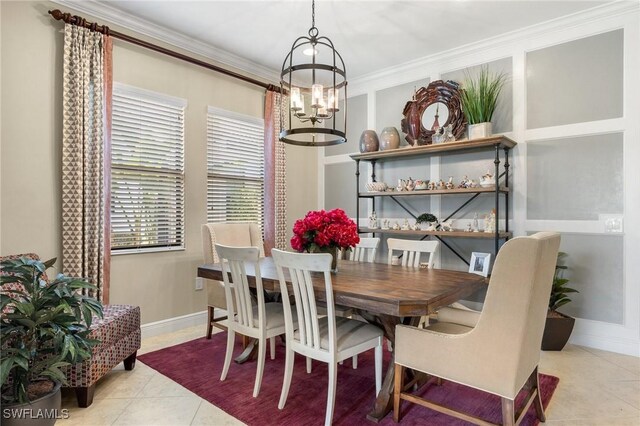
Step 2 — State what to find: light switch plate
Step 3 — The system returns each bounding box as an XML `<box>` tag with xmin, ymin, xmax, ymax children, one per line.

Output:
<box><xmin>195</xmin><ymin>277</ymin><xmax>204</xmax><ymax>291</ymax></box>
<box><xmin>600</xmin><ymin>214</ymin><xmax>623</xmax><ymax>233</ymax></box>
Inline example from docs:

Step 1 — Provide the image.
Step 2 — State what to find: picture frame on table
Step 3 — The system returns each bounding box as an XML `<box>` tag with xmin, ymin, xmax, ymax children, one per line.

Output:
<box><xmin>469</xmin><ymin>252</ymin><xmax>491</xmax><ymax>277</ymax></box>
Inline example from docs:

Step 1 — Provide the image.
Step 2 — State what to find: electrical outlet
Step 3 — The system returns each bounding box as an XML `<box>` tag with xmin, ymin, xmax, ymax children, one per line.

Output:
<box><xmin>195</xmin><ymin>277</ymin><xmax>204</xmax><ymax>291</ymax></box>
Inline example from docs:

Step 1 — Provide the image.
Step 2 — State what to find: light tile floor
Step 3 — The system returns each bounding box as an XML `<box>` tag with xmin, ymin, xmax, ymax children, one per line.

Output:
<box><xmin>57</xmin><ymin>325</ymin><xmax>640</xmax><ymax>426</ymax></box>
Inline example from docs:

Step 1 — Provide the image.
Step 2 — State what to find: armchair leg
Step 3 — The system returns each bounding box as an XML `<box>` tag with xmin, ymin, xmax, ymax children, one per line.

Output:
<box><xmin>531</xmin><ymin>367</ymin><xmax>546</xmax><ymax>422</ymax></box>
<box><xmin>206</xmin><ymin>306</ymin><xmax>214</xmax><ymax>339</ymax></box>
<box><xmin>123</xmin><ymin>351</ymin><xmax>137</xmax><ymax>371</ymax></box>
<box><xmin>501</xmin><ymin>398</ymin><xmax>515</xmax><ymax>426</ymax></box>
<box><xmin>393</xmin><ymin>363</ymin><xmax>404</xmax><ymax>423</ymax></box>
<box><xmin>75</xmin><ymin>384</ymin><xmax>96</xmax><ymax>408</ymax></box>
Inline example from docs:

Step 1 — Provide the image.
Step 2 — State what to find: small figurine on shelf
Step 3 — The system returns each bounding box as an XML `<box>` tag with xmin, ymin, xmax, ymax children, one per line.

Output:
<box><xmin>415</xmin><ymin>179</ymin><xmax>428</xmax><ymax>190</ymax></box>
<box><xmin>440</xmin><ymin>220</ymin><xmax>454</xmax><ymax>232</ymax></box>
<box><xmin>472</xmin><ymin>212</ymin><xmax>480</xmax><ymax>232</ymax></box>
<box><xmin>465</xmin><ymin>222</ymin><xmax>473</xmax><ymax>232</ymax></box>
<box><xmin>406</xmin><ymin>177</ymin><xmax>416</xmax><ymax>191</ymax></box>
<box><xmin>445</xmin><ymin>176</ymin><xmax>455</xmax><ymax>190</ymax></box>
<box><xmin>437</xmin><ymin>179</ymin><xmax>446</xmax><ymax>190</ymax></box>
<box><xmin>468</xmin><ymin>179</ymin><xmax>479</xmax><ymax>188</ymax></box>
<box><xmin>444</xmin><ymin>124</ymin><xmax>455</xmax><ymax>142</ymax></box>
<box><xmin>392</xmin><ymin>221</ymin><xmax>401</xmax><ymax>230</ymax></box>
<box><xmin>458</xmin><ymin>175</ymin><xmax>470</xmax><ymax>188</ymax></box>
<box><xmin>427</xmin><ymin>180</ymin><xmax>437</xmax><ymax>190</ymax></box>
<box><xmin>431</xmin><ymin>127</ymin><xmax>444</xmax><ymax>144</ymax></box>
<box><xmin>396</xmin><ymin>179</ymin><xmax>407</xmax><ymax>192</ymax></box>
<box><xmin>412</xmin><ymin>222</ymin><xmax>421</xmax><ymax>231</ymax></box>
<box><xmin>368</xmin><ymin>211</ymin><xmax>379</xmax><ymax>229</ymax></box>
<box><xmin>382</xmin><ymin>219</ymin><xmax>390</xmax><ymax>230</ymax></box>
<box><xmin>479</xmin><ymin>170</ymin><xmax>495</xmax><ymax>188</ymax></box>
<box><xmin>484</xmin><ymin>209</ymin><xmax>496</xmax><ymax>233</ymax></box>
<box><xmin>401</xmin><ymin>219</ymin><xmax>410</xmax><ymax>230</ymax></box>
<box><xmin>425</xmin><ymin>221</ymin><xmax>438</xmax><ymax>231</ymax></box>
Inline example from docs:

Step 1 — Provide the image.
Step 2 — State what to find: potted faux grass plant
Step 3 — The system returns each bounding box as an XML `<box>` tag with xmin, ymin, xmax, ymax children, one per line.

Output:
<box><xmin>1</xmin><ymin>257</ymin><xmax>103</xmax><ymax>426</ymax></box>
<box><xmin>542</xmin><ymin>252</ymin><xmax>579</xmax><ymax>351</ymax></box>
<box><xmin>460</xmin><ymin>66</ymin><xmax>507</xmax><ymax>139</ymax></box>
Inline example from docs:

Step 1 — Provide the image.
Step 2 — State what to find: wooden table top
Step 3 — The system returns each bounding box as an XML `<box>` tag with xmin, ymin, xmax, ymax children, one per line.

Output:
<box><xmin>198</xmin><ymin>258</ymin><xmax>486</xmax><ymax>317</ymax></box>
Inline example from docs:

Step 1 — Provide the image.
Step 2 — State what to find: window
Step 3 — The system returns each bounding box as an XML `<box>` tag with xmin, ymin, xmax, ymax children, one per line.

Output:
<box><xmin>206</xmin><ymin>107</ymin><xmax>265</xmax><ymax>229</ymax></box>
<box><xmin>111</xmin><ymin>83</ymin><xmax>186</xmax><ymax>253</ymax></box>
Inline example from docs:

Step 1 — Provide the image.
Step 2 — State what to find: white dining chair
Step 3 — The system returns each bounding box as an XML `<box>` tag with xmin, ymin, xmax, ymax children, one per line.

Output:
<box><xmin>349</xmin><ymin>237</ymin><xmax>380</xmax><ymax>263</ymax></box>
<box><xmin>216</xmin><ymin>244</ymin><xmax>293</xmax><ymax>398</ymax></box>
<box><xmin>272</xmin><ymin>249</ymin><xmax>383</xmax><ymax>426</ymax></box>
<box><xmin>386</xmin><ymin>238</ymin><xmax>439</xmax><ymax>268</ymax></box>
<box><xmin>387</xmin><ymin>238</ymin><xmax>440</xmax><ymax>328</ymax></box>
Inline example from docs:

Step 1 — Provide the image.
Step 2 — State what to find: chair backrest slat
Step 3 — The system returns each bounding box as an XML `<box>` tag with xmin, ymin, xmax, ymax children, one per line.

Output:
<box><xmin>349</xmin><ymin>237</ymin><xmax>380</xmax><ymax>263</ymax></box>
<box><xmin>272</xmin><ymin>249</ymin><xmax>335</xmax><ymax>353</ymax></box>
<box><xmin>387</xmin><ymin>238</ymin><xmax>439</xmax><ymax>268</ymax></box>
<box><xmin>215</xmin><ymin>244</ymin><xmax>263</xmax><ymax>331</ymax></box>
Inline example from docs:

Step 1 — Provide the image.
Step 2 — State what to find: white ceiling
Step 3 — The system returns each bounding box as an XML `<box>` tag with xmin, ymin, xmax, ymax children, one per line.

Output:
<box><xmin>78</xmin><ymin>0</ymin><xmax>611</xmax><ymax>80</ymax></box>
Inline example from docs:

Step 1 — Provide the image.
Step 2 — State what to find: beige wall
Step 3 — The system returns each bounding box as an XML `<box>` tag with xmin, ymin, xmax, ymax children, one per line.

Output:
<box><xmin>0</xmin><ymin>1</ymin><xmax>318</xmax><ymax>324</ymax></box>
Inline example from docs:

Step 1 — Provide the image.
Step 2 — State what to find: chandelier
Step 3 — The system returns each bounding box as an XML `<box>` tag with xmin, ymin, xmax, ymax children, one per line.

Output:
<box><xmin>279</xmin><ymin>0</ymin><xmax>347</xmax><ymax>146</ymax></box>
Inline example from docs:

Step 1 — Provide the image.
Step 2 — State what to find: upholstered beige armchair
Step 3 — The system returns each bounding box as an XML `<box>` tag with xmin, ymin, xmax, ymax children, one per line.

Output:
<box><xmin>393</xmin><ymin>232</ymin><xmax>560</xmax><ymax>426</ymax></box>
<box><xmin>202</xmin><ymin>223</ymin><xmax>265</xmax><ymax>338</ymax></box>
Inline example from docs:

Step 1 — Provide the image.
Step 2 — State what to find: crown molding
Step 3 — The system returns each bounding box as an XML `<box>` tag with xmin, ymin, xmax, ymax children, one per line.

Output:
<box><xmin>50</xmin><ymin>0</ymin><xmax>281</xmax><ymax>84</ymax></box>
<box><xmin>349</xmin><ymin>0</ymin><xmax>639</xmax><ymax>94</ymax></box>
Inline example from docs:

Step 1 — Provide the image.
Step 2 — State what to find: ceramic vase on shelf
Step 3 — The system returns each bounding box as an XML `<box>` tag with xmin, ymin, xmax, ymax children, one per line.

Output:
<box><xmin>379</xmin><ymin>127</ymin><xmax>400</xmax><ymax>150</ymax></box>
<box><xmin>359</xmin><ymin>130</ymin><xmax>379</xmax><ymax>153</ymax></box>
<box><xmin>467</xmin><ymin>122</ymin><xmax>492</xmax><ymax>140</ymax></box>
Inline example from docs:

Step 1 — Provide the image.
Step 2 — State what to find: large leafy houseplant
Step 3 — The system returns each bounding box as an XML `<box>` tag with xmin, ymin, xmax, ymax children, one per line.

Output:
<box><xmin>542</xmin><ymin>252</ymin><xmax>579</xmax><ymax>351</ymax></box>
<box><xmin>1</xmin><ymin>257</ymin><xmax>103</xmax><ymax>405</ymax></box>
<box><xmin>549</xmin><ymin>252</ymin><xmax>578</xmax><ymax>312</ymax></box>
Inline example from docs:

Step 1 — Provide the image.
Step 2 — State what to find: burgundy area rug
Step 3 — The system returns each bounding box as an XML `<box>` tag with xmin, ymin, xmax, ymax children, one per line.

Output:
<box><xmin>139</xmin><ymin>334</ymin><xmax>559</xmax><ymax>426</ymax></box>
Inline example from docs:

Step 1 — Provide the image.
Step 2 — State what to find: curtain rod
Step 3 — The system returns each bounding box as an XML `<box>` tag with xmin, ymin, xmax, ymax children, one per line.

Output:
<box><xmin>48</xmin><ymin>9</ymin><xmax>282</xmax><ymax>94</ymax></box>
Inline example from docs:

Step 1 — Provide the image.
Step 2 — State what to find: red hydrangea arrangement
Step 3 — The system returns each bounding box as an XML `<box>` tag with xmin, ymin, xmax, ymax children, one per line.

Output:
<box><xmin>291</xmin><ymin>208</ymin><xmax>360</xmax><ymax>252</ymax></box>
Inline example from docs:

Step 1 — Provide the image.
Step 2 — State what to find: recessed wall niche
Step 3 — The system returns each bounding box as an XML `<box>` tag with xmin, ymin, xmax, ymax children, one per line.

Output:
<box><xmin>526</xmin><ymin>133</ymin><xmax>623</xmax><ymax>221</ymax></box>
<box><xmin>441</xmin><ymin>57</ymin><xmax>513</xmax><ymax>134</ymax></box>
<box><xmin>324</xmin><ymin>162</ymin><xmax>361</xmax><ymax>218</ymax></box>
<box><xmin>526</xmin><ymin>29</ymin><xmax>623</xmax><ymax>129</ymax></box>
<box><xmin>325</xmin><ymin>94</ymin><xmax>368</xmax><ymax>156</ymax></box>
<box><xmin>375</xmin><ymin>78</ymin><xmax>430</xmax><ymax>146</ymax></box>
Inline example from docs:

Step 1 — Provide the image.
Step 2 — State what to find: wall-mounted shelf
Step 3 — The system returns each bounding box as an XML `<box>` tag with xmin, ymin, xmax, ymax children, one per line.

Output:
<box><xmin>359</xmin><ymin>186</ymin><xmax>509</xmax><ymax>198</ymax></box>
<box><xmin>350</xmin><ymin>136</ymin><xmax>517</xmax><ymax>162</ymax></box>
<box><xmin>352</xmin><ymin>135</ymin><xmax>517</xmax><ymax>266</ymax></box>
<box><xmin>358</xmin><ymin>228</ymin><xmax>512</xmax><ymax>239</ymax></box>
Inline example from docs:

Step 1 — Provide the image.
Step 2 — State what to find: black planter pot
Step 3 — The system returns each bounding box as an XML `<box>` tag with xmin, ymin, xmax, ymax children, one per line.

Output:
<box><xmin>542</xmin><ymin>311</ymin><xmax>575</xmax><ymax>351</ymax></box>
<box><xmin>1</xmin><ymin>381</ymin><xmax>63</xmax><ymax>426</ymax></box>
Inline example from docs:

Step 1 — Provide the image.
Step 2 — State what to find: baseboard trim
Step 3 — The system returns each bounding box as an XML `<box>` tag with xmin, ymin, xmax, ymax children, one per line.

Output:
<box><xmin>141</xmin><ymin>310</ymin><xmax>208</xmax><ymax>340</ymax></box>
<box><xmin>569</xmin><ymin>331</ymin><xmax>640</xmax><ymax>357</ymax></box>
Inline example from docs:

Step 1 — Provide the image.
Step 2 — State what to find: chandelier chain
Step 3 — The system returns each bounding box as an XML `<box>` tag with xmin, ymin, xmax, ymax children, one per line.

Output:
<box><xmin>311</xmin><ymin>0</ymin><xmax>315</xmax><ymax>29</ymax></box>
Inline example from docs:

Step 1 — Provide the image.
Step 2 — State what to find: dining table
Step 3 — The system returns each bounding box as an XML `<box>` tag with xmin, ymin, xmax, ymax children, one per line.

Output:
<box><xmin>197</xmin><ymin>257</ymin><xmax>487</xmax><ymax>423</ymax></box>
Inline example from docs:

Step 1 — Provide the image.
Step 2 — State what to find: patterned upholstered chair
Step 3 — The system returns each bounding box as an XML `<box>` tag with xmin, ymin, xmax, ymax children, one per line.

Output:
<box><xmin>0</xmin><ymin>253</ymin><xmax>141</xmax><ymax>408</ymax></box>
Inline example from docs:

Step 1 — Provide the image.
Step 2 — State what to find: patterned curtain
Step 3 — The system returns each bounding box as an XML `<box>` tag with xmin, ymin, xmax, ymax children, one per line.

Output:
<box><xmin>61</xmin><ymin>24</ymin><xmax>110</xmax><ymax>302</ymax></box>
<box><xmin>264</xmin><ymin>89</ymin><xmax>288</xmax><ymax>254</ymax></box>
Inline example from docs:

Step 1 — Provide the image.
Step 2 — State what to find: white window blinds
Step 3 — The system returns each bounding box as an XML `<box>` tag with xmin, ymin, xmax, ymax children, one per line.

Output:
<box><xmin>111</xmin><ymin>83</ymin><xmax>187</xmax><ymax>253</ymax></box>
<box><xmin>207</xmin><ymin>107</ymin><xmax>265</xmax><ymax>229</ymax></box>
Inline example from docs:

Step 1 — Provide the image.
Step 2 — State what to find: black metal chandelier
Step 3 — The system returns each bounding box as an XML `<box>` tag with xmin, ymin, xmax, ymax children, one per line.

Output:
<box><xmin>279</xmin><ymin>0</ymin><xmax>347</xmax><ymax>147</ymax></box>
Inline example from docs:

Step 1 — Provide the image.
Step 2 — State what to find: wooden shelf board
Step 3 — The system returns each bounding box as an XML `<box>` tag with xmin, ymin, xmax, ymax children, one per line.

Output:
<box><xmin>360</xmin><ymin>186</ymin><xmax>508</xmax><ymax>197</ymax></box>
<box><xmin>350</xmin><ymin>135</ymin><xmax>517</xmax><ymax>162</ymax></box>
<box><xmin>358</xmin><ymin>228</ymin><xmax>512</xmax><ymax>239</ymax></box>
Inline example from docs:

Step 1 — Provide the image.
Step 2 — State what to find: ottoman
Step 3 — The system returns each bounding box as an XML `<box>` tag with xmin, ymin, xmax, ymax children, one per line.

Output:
<box><xmin>1</xmin><ymin>253</ymin><xmax>141</xmax><ymax>408</ymax></box>
<box><xmin>64</xmin><ymin>304</ymin><xmax>141</xmax><ymax>407</ymax></box>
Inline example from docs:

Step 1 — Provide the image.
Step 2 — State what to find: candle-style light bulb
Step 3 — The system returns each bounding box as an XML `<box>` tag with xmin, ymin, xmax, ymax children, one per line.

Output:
<box><xmin>327</xmin><ymin>88</ymin><xmax>339</xmax><ymax>111</ymax></box>
<box><xmin>318</xmin><ymin>98</ymin><xmax>329</xmax><ymax>118</ymax></box>
<box><xmin>311</xmin><ymin>84</ymin><xmax>324</xmax><ymax>108</ymax></box>
<box><xmin>291</xmin><ymin>87</ymin><xmax>302</xmax><ymax>111</ymax></box>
